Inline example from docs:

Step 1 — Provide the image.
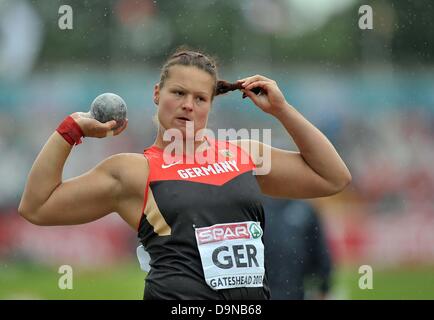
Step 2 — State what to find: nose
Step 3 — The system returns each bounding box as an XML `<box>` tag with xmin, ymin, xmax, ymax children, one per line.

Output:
<box><xmin>181</xmin><ymin>95</ymin><xmax>194</xmax><ymax>112</ymax></box>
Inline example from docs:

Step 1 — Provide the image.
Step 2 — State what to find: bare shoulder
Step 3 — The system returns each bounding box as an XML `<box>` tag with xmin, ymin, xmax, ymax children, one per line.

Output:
<box><xmin>99</xmin><ymin>153</ymin><xmax>149</xmax><ymax>191</ymax></box>
<box><xmin>98</xmin><ymin>153</ymin><xmax>148</xmax><ymax>172</ymax></box>
<box><xmin>107</xmin><ymin>151</ymin><xmax>149</xmax><ymax>171</ymax></box>
<box><xmin>105</xmin><ymin>152</ymin><xmax>148</xmax><ymax>165</ymax></box>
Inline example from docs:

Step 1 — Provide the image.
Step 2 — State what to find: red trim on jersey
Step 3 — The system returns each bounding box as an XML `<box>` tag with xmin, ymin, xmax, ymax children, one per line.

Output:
<box><xmin>143</xmin><ymin>138</ymin><xmax>256</xmax><ymax>186</ymax></box>
<box><xmin>137</xmin><ymin>153</ymin><xmax>152</xmax><ymax>232</ymax></box>
<box><xmin>228</xmin><ymin>140</ymin><xmax>257</xmax><ymax>169</ymax></box>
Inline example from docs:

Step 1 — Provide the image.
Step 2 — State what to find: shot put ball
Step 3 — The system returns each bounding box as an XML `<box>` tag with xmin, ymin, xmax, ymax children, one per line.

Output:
<box><xmin>90</xmin><ymin>93</ymin><xmax>127</xmax><ymax>129</ymax></box>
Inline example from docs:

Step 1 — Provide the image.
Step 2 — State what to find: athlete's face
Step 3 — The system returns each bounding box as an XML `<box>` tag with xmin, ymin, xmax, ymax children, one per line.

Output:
<box><xmin>154</xmin><ymin>65</ymin><xmax>214</xmax><ymax>137</ymax></box>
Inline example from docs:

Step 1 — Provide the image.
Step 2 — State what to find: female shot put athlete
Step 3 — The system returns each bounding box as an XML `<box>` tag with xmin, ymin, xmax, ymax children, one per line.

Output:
<box><xmin>19</xmin><ymin>48</ymin><xmax>351</xmax><ymax>299</ymax></box>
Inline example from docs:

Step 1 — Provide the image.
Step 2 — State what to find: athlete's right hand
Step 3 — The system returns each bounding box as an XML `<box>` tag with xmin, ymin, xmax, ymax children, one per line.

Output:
<box><xmin>71</xmin><ymin>112</ymin><xmax>128</xmax><ymax>138</ymax></box>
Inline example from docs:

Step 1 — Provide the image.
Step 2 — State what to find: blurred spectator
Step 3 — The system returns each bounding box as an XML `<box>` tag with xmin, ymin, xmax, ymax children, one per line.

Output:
<box><xmin>0</xmin><ymin>0</ymin><xmax>43</xmax><ymax>80</ymax></box>
<box><xmin>262</xmin><ymin>196</ymin><xmax>333</xmax><ymax>300</ymax></box>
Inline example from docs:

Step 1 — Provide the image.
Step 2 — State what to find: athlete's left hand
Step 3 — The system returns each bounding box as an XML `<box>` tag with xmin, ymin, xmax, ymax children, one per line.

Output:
<box><xmin>237</xmin><ymin>75</ymin><xmax>288</xmax><ymax>116</ymax></box>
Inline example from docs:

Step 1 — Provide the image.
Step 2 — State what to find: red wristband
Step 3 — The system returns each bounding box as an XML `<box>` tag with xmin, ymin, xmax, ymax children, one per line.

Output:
<box><xmin>56</xmin><ymin>116</ymin><xmax>85</xmax><ymax>146</ymax></box>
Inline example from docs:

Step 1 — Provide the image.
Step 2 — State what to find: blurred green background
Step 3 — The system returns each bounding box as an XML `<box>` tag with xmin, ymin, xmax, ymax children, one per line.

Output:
<box><xmin>1</xmin><ymin>0</ymin><xmax>434</xmax><ymax>300</ymax></box>
<box><xmin>2</xmin><ymin>262</ymin><xmax>434</xmax><ymax>299</ymax></box>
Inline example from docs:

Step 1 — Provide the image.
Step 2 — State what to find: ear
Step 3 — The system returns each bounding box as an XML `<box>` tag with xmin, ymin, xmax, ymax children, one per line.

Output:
<box><xmin>153</xmin><ymin>83</ymin><xmax>160</xmax><ymax>106</ymax></box>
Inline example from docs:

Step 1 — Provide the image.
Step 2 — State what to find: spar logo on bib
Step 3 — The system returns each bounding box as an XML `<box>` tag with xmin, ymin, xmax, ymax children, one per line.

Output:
<box><xmin>196</xmin><ymin>222</ymin><xmax>262</xmax><ymax>245</ymax></box>
<box><xmin>249</xmin><ymin>222</ymin><xmax>262</xmax><ymax>239</ymax></box>
<box><xmin>195</xmin><ymin>221</ymin><xmax>265</xmax><ymax>290</ymax></box>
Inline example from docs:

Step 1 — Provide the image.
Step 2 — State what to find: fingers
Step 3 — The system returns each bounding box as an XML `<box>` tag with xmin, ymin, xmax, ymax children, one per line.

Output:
<box><xmin>113</xmin><ymin>119</ymin><xmax>128</xmax><ymax>136</ymax></box>
<box><xmin>104</xmin><ymin>120</ymin><xmax>118</xmax><ymax>130</ymax></box>
<box><xmin>104</xmin><ymin>119</ymin><xmax>128</xmax><ymax>137</ymax></box>
<box><xmin>96</xmin><ymin>119</ymin><xmax>127</xmax><ymax>138</ymax></box>
<box><xmin>244</xmin><ymin>80</ymin><xmax>271</xmax><ymax>92</ymax></box>
<box><xmin>237</xmin><ymin>74</ymin><xmax>274</xmax><ymax>87</ymax></box>
<box><xmin>69</xmin><ymin>114</ymin><xmax>128</xmax><ymax>138</ymax></box>
<box><xmin>241</xmin><ymin>89</ymin><xmax>261</xmax><ymax>105</ymax></box>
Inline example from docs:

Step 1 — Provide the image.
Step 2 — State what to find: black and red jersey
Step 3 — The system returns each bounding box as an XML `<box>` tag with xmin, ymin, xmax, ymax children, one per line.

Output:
<box><xmin>138</xmin><ymin>138</ymin><xmax>270</xmax><ymax>300</ymax></box>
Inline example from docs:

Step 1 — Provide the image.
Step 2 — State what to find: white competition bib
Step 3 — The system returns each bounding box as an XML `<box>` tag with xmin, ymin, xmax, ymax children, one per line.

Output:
<box><xmin>195</xmin><ymin>221</ymin><xmax>265</xmax><ymax>290</ymax></box>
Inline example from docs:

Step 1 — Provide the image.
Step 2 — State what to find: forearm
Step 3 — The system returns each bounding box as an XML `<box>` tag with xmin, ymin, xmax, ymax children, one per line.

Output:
<box><xmin>273</xmin><ymin>103</ymin><xmax>351</xmax><ymax>187</ymax></box>
<box><xmin>19</xmin><ymin>132</ymin><xmax>72</xmax><ymax>215</ymax></box>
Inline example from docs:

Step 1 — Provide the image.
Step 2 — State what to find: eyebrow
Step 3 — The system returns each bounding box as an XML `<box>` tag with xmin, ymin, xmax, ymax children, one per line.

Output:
<box><xmin>170</xmin><ymin>84</ymin><xmax>211</xmax><ymax>97</ymax></box>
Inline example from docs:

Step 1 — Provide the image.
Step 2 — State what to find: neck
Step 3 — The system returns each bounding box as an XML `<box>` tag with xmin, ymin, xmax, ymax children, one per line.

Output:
<box><xmin>153</xmin><ymin>127</ymin><xmax>210</xmax><ymax>154</ymax></box>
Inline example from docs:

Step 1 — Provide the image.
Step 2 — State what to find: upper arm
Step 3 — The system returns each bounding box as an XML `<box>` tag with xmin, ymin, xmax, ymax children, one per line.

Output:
<box><xmin>231</xmin><ymin>139</ymin><xmax>342</xmax><ymax>199</ymax></box>
<box><xmin>32</xmin><ymin>155</ymin><xmax>124</xmax><ymax>226</ymax></box>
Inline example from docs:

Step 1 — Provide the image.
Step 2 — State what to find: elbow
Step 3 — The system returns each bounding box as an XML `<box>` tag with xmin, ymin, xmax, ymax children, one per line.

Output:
<box><xmin>18</xmin><ymin>204</ymin><xmax>46</xmax><ymax>226</ymax></box>
<box><xmin>343</xmin><ymin>169</ymin><xmax>352</xmax><ymax>187</ymax></box>
<box><xmin>320</xmin><ymin>169</ymin><xmax>351</xmax><ymax>197</ymax></box>
<box><xmin>17</xmin><ymin>202</ymin><xmax>28</xmax><ymax>220</ymax></box>
<box><xmin>330</xmin><ymin>170</ymin><xmax>352</xmax><ymax>194</ymax></box>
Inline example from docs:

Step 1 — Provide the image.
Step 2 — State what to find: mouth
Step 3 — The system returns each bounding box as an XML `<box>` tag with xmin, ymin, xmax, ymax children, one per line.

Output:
<box><xmin>176</xmin><ymin>116</ymin><xmax>192</xmax><ymax>122</ymax></box>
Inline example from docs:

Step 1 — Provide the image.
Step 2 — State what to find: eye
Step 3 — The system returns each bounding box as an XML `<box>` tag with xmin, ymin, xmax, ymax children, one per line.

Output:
<box><xmin>173</xmin><ymin>90</ymin><xmax>184</xmax><ymax>96</ymax></box>
<box><xmin>196</xmin><ymin>96</ymin><xmax>206</xmax><ymax>103</ymax></box>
